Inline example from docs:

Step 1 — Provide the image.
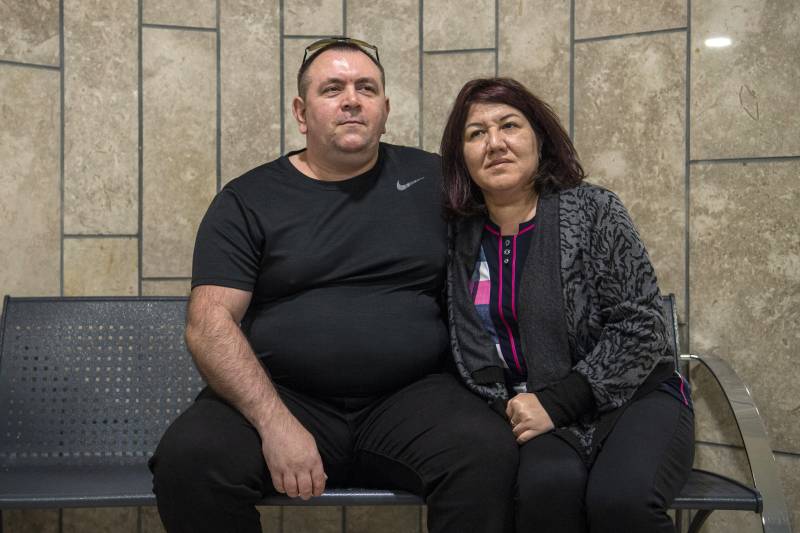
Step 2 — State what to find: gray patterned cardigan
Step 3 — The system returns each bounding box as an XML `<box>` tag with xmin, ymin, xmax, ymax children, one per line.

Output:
<box><xmin>447</xmin><ymin>182</ymin><xmax>674</xmax><ymax>458</ymax></box>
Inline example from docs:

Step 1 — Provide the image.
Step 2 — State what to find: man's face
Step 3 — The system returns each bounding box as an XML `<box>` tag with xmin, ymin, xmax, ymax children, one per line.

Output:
<box><xmin>293</xmin><ymin>49</ymin><xmax>390</xmax><ymax>155</ymax></box>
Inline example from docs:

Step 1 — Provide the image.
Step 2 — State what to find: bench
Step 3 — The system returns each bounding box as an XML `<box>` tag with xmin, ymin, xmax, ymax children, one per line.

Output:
<box><xmin>0</xmin><ymin>295</ymin><xmax>791</xmax><ymax>532</ymax></box>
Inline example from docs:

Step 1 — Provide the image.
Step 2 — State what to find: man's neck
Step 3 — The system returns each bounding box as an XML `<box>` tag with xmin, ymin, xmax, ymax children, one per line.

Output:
<box><xmin>289</xmin><ymin>145</ymin><xmax>380</xmax><ymax>182</ymax></box>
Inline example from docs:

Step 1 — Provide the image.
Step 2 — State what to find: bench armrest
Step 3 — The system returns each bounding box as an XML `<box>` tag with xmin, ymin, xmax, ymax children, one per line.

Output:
<box><xmin>681</xmin><ymin>353</ymin><xmax>791</xmax><ymax>533</ymax></box>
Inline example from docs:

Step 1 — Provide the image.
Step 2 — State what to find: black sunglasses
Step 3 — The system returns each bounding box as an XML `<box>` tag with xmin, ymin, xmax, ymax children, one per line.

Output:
<box><xmin>302</xmin><ymin>37</ymin><xmax>380</xmax><ymax>65</ymax></box>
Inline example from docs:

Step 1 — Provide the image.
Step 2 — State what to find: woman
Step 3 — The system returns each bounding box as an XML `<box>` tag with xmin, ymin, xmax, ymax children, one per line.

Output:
<box><xmin>441</xmin><ymin>77</ymin><xmax>694</xmax><ymax>533</ymax></box>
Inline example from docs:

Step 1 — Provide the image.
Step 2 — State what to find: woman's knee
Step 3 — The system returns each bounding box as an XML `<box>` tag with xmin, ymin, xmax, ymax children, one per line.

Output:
<box><xmin>516</xmin><ymin>435</ymin><xmax>586</xmax><ymax>504</ymax></box>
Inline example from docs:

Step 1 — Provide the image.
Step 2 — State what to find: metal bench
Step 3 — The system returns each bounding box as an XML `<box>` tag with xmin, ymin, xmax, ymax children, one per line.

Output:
<box><xmin>0</xmin><ymin>295</ymin><xmax>791</xmax><ymax>532</ymax></box>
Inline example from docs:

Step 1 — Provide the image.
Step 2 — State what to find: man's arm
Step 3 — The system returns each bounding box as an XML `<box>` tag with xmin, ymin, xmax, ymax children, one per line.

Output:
<box><xmin>185</xmin><ymin>284</ymin><xmax>327</xmax><ymax>500</ymax></box>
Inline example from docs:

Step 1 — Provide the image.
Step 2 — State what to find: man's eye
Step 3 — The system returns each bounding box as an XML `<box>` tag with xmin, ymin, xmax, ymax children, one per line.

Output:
<box><xmin>323</xmin><ymin>86</ymin><xmax>340</xmax><ymax>94</ymax></box>
<box><xmin>359</xmin><ymin>84</ymin><xmax>377</xmax><ymax>93</ymax></box>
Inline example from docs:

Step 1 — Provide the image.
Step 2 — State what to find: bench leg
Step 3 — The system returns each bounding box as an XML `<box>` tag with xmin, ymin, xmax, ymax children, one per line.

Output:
<box><xmin>688</xmin><ymin>509</ymin><xmax>712</xmax><ymax>533</ymax></box>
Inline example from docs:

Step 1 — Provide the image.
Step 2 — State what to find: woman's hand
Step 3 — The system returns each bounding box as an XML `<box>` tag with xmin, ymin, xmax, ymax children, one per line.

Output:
<box><xmin>506</xmin><ymin>393</ymin><xmax>555</xmax><ymax>444</ymax></box>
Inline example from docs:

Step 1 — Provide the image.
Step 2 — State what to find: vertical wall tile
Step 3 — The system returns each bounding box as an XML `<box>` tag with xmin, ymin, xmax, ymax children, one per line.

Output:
<box><xmin>423</xmin><ymin>0</ymin><xmax>494</xmax><ymax>51</ymax></box>
<box><xmin>575</xmin><ymin>0</ymin><xmax>686</xmax><ymax>39</ymax></box>
<box><xmin>421</xmin><ymin>52</ymin><xmax>495</xmax><ymax>152</ymax></box>
<box><xmin>691</xmin><ymin>0</ymin><xmax>800</xmax><ymax>159</ymax></box>
<box><xmin>283</xmin><ymin>37</ymin><xmax>316</xmax><ymax>153</ymax></box>
<box><xmin>348</xmin><ymin>0</ymin><xmax>419</xmax><ymax>147</ymax></box>
<box><xmin>62</xmin><ymin>507</ymin><xmax>138</xmax><ymax>533</ymax></box>
<box><xmin>142</xmin><ymin>29</ymin><xmax>217</xmax><ymax>278</ymax></box>
<box><xmin>282</xmin><ymin>506</ymin><xmax>342</xmax><ymax>533</ymax></box>
<box><xmin>142</xmin><ymin>279</ymin><xmax>192</xmax><ymax>296</ymax></box>
<box><xmin>0</xmin><ymin>66</ymin><xmax>61</xmax><ymax>297</ymax></box>
<box><xmin>346</xmin><ymin>506</ymin><xmax>420</xmax><ymax>533</ymax></box>
<box><xmin>258</xmin><ymin>506</ymin><xmax>282</xmax><ymax>531</ymax></box>
<box><xmin>141</xmin><ymin>506</ymin><xmax>167</xmax><ymax>533</ymax></box>
<box><xmin>284</xmin><ymin>0</ymin><xmax>343</xmax><ymax>36</ymax></box>
<box><xmin>498</xmin><ymin>0</ymin><xmax>570</xmax><ymax>125</ymax></box>
<box><xmin>1</xmin><ymin>509</ymin><xmax>59</xmax><ymax>533</ymax></box>
<box><xmin>143</xmin><ymin>0</ymin><xmax>217</xmax><ymax>28</ymax></box>
<box><xmin>776</xmin><ymin>452</ymin><xmax>800</xmax><ymax>530</ymax></box>
<box><xmin>220</xmin><ymin>0</ymin><xmax>281</xmax><ymax>184</ymax></box>
<box><xmin>64</xmin><ymin>0</ymin><xmax>138</xmax><ymax>234</ymax></box>
<box><xmin>574</xmin><ymin>33</ymin><xmax>686</xmax><ymax>310</ymax></box>
<box><xmin>63</xmin><ymin>237</ymin><xmax>138</xmax><ymax>295</ymax></box>
<box><xmin>0</xmin><ymin>0</ymin><xmax>59</xmax><ymax>65</ymax></box>
<box><xmin>693</xmin><ymin>444</ymin><xmax>763</xmax><ymax>533</ymax></box>
<box><xmin>690</xmin><ymin>160</ymin><xmax>800</xmax><ymax>454</ymax></box>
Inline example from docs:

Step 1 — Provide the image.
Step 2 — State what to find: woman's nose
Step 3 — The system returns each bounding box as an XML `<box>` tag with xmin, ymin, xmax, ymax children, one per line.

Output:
<box><xmin>486</xmin><ymin>128</ymin><xmax>504</xmax><ymax>151</ymax></box>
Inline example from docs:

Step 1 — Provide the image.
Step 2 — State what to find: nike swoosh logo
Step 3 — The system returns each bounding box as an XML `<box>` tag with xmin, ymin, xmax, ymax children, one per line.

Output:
<box><xmin>396</xmin><ymin>177</ymin><xmax>426</xmax><ymax>191</ymax></box>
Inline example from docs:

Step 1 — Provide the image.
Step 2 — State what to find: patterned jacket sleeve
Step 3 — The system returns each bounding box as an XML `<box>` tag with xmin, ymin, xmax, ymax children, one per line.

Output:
<box><xmin>572</xmin><ymin>189</ymin><xmax>671</xmax><ymax>412</ymax></box>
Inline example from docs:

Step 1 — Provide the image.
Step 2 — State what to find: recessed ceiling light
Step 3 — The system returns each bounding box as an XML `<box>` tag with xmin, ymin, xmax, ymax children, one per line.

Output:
<box><xmin>705</xmin><ymin>36</ymin><xmax>732</xmax><ymax>48</ymax></box>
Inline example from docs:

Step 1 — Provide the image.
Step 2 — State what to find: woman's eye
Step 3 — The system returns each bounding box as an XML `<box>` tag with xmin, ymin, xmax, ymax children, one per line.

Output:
<box><xmin>502</xmin><ymin>122</ymin><xmax>518</xmax><ymax>129</ymax></box>
<box><xmin>468</xmin><ymin>130</ymin><xmax>484</xmax><ymax>139</ymax></box>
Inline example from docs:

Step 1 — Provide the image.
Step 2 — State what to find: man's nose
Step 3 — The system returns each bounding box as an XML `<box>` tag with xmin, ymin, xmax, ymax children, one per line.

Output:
<box><xmin>341</xmin><ymin>86</ymin><xmax>360</xmax><ymax>110</ymax></box>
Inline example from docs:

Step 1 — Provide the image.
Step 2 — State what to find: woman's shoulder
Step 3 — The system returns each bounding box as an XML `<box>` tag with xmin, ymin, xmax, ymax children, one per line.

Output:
<box><xmin>558</xmin><ymin>181</ymin><xmax>622</xmax><ymax>208</ymax></box>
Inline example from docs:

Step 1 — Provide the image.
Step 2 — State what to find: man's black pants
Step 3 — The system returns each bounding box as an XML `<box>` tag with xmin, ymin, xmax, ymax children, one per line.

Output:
<box><xmin>149</xmin><ymin>373</ymin><xmax>518</xmax><ymax>533</ymax></box>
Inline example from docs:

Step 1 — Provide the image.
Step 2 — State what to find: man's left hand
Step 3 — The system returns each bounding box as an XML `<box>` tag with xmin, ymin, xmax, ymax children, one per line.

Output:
<box><xmin>506</xmin><ymin>392</ymin><xmax>555</xmax><ymax>444</ymax></box>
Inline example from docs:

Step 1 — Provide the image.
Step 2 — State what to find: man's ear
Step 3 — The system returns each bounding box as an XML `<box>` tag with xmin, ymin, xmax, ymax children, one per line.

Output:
<box><xmin>292</xmin><ymin>96</ymin><xmax>308</xmax><ymax>135</ymax></box>
<box><xmin>382</xmin><ymin>97</ymin><xmax>390</xmax><ymax>134</ymax></box>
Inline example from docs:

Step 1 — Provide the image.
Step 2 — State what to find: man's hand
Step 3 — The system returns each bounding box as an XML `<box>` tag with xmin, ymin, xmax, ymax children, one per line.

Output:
<box><xmin>506</xmin><ymin>392</ymin><xmax>555</xmax><ymax>445</ymax></box>
<box><xmin>260</xmin><ymin>407</ymin><xmax>327</xmax><ymax>500</ymax></box>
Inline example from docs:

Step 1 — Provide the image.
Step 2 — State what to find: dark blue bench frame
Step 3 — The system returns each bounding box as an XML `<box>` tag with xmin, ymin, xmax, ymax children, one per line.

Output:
<box><xmin>0</xmin><ymin>295</ymin><xmax>791</xmax><ymax>533</ymax></box>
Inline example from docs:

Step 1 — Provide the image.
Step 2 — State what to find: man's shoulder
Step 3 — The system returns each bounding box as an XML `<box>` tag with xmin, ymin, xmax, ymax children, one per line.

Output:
<box><xmin>223</xmin><ymin>156</ymin><xmax>290</xmax><ymax>193</ymax></box>
<box><xmin>381</xmin><ymin>142</ymin><xmax>441</xmax><ymax>164</ymax></box>
<box><xmin>380</xmin><ymin>143</ymin><xmax>442</xmax><ymax>180</ymax></box>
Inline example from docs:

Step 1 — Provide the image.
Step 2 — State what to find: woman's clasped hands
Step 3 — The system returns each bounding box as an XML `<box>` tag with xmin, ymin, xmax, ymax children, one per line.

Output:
<box><xmin>506</xmin><ymin>393</ymin><xmax>555</xmax><ymax>444</ymax></box>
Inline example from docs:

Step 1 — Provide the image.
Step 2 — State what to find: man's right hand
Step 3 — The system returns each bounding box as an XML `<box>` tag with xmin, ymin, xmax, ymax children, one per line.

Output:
<box><xmin>260</xmin><ymin>407</ymin><xmax>327</xmax><ymax>500</ymax></box>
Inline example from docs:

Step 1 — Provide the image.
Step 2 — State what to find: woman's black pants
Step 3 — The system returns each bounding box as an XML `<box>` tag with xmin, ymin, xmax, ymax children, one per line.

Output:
<box><xmin>516</xmin><ymin>389</ymin><xmax>694</xmax><ymax>533</ymax></box>
<box><xmin>149</xmin><ymin>373</ymin><xmax>518</xmax><ymax>533</ymax></box>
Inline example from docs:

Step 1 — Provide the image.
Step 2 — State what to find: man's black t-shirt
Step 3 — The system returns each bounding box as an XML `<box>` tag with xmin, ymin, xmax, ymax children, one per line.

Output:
<box><xmin>192</xmin><ymin>143</ymin><xmax>448</xmax><ymax>397</ymax></box>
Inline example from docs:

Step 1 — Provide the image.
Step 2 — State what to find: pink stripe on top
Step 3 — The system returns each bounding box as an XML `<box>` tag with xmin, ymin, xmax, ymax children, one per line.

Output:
<box><xmin>511</xmin><ymin>223</ymin><xmax>533</xmax><ymax>321</ymax></box>
<box><xmin>496</xmin><ymin>236</ymin><xmax>522</xmax><ymax>373</ymax></box>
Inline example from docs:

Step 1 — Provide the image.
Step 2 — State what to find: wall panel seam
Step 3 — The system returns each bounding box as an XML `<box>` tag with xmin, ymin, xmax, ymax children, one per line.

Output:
<box><xmin>684</xmin><ymin>0</ymin><xmax>691</xmax><ymax>351</ymax></box>
<box><xmin>574</xmin><ymin>26</ymin><xmax>687</xmax><ymax>44</ymax></box>
<box><xmin>280</xmin><ymin>0</ymin><xmax>285</xmax><ymax>155</ymax></box>
<box><xmin>216</xmin><ymin>0</ymin><xmax>221</xmax><ymax>192</ymax></box>
<box><xmin>424</xmin><ymin>48</ymin><xmax>496</xmax><ymax>55</ymax></box>
<box><xmin>690</xmin><ymin>155</ymin><xmax>800</xmax><ymax>164</ymax></box>
<box><xmin>142</xmin><ymin>23</ymin><xmax>217</xmax><ymax>32</ymax></box>
<box><xmin>138</xmin><ymin>0</ymin><xmax>144</xmax><ymax>296</ymax></box>
<box><xmin>569</xmin><ymin>0</ymin><xmax>575</xmax><ymax>139</ymax></box>
<box><xmin>0</xmin><ymin>59</ymin><xmax>60</xmax><ymax>70</ymax></box>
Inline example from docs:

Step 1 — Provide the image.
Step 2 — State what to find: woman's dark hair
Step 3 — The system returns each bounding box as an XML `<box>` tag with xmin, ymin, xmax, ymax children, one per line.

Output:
<box><xmin>440</xmin><ymin>77</ymin><xmax>585</xmax><ymax>217</ymax></box>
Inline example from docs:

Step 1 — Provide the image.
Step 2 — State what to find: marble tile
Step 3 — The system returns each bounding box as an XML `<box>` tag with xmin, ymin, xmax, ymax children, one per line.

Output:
<box><xmin>574</xmin><ymin>33</ymin><xmax>686</xmax><ymax>313</ymax></box>
<box><xmin>421</xmin><ymin>51</ymin><xmax>496</xmax><ymax>153</ymax></box>
<box><xmin>1</xmin><ymin>508</ymin><xmax>59</xmax><ymax>533</ymax></box>
<box><xmin>0</xmin><ymin>65</ymin><xmax>61</xmax><ymax>297</ymax></box>
<box><xmin>690</xmin><ymin>160</ymin><xmax>800</xmax><ymax>453</ymax></box>
<box><xmin>283</xmin><ymin>37</ymin><xmax>317</xmax><ymax>153</ymax></box>
<box><xmin>62</xmin><ymin>507</ymin><xmax>138</xmax><ymax>533</ymax></box>
<box><xmin>348</xmin><ymin>0</ymin><xmax>419</xmax><ymax>147</ymax></box>
<box><xmin>140</xmin><ymin>506</ymin><xmax>167</xmax><ymax>533</ymax></box>
<box><xmin>258</xmin><ymin>506</ymin><xmax>282</xmax><ymax>531</ymax></box>
<box><xmin>142</xmin><ymin>279</ymin><xmax>192</xmax><ymax>296</ymax></box>
<box><xmin>345</xmin><ymin>506</ymin><xmax>420</xmax><ymax>533</ymax></box>
<box><xmin>0</xmin><ymin>0</ymin><xmax>59</xmax><ymax>65</ymax></box>
<box><xmin>690</xmin><ymin>361</ymin><xmax>743</xmax><ymax>447</ymax></box>
<box><xmin>498</xmin><ymin>0</ymin><xmax>570</xmax><ymax>126</ymax></box>
<box><xmin>142</xmin><ymin>29</ymin><xmax>217</xmax><ymax>278</ymax></box>
<box><xmin>64</xmin><ymin>0</ymin><xmax>139</xmax><ymax>235</ymax></box>
<box><xmin>423</xmin><ymin>0</ymin><xmax>494</xmax><ymax>52</ymax></box>
<box><xmin>284</xmin><ymin>0</ymin><xmax>343</xmax><ymax>36</ymax></box>
<box><xmin>692</xmin><ymin>444</ymin><xmax>763</xmax><ymax>533</ymax></box>
<box><xmin>63</xmin><ymin>238</ymin><xmax>139</xmax><ymax>296</ymax></box>
<box><xmin>421</xmin><ymin>506</ymin><xmax>427</xmax><ymax>533</ymax></box>
<box><xmin>776</xmin><ymin>452</ymin><xmax>800</xmax><ymax>531</ymax></box>
<box><xmin>282</xmin><ymin>506</ymin><xmax>342</xmax><ymax>533</ymax></box>
<box><xmin>575</xmin><ymin>0</ymin><xmax>686</xmax><ymax>40</ymax></box>
<box><xmin>143</xmin><ymin>0</ymin><xmax>217</xmax><ymax>28</ymax></box>
<box><xmin>220</xmin><ymin>0</ymin><xmax>281</xmax><ymax>184</ymax></box>
<box><xmin>690</xmin><ymin>0</ymin><xmax>800</xmax><ymax>159</ymax></box>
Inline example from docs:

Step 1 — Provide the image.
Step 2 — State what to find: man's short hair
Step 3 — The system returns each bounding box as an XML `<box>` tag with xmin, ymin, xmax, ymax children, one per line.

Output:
<box><xmin>297</xmin><ymin>41</ymin><xmax>386</xmax><ymax>98</ymax></box>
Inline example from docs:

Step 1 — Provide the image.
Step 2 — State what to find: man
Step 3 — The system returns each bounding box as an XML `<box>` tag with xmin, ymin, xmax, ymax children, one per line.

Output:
<box><xmin>149</xmin><ymin>38</ymin><xmax>517</xmax><ymax>533</ymax></box>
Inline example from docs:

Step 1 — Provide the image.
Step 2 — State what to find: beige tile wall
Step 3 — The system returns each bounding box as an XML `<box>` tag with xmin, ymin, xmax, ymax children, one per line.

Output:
<box><xmin>1</xmin><ymin>0</ymin><xmax>798</xmax><ymax>531</ymax></box>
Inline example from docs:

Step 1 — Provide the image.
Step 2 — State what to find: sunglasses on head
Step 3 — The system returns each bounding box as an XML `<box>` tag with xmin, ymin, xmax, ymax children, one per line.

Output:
<box><xmin>302</xmin><ymin>37</ymin><xmax>381</xmax><ymax>65</ymax></box>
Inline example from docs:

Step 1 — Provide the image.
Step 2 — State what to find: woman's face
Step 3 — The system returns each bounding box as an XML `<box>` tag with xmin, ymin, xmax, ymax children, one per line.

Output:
<box><xmin>462</xmin><ymin>102</ymin><xmax>539</xmax><ymax>201</ymax></box>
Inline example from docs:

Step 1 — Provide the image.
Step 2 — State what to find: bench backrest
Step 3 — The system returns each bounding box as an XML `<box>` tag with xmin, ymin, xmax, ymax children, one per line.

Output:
<box><xmin>0</xmin><ymin>296</ymin><xmax>202</xmax><ymax>468</ymax></box>
<box><xmin>0</xmin><ymin>294</ymin><xmax>680</xmax><ymax>469</ymax></box>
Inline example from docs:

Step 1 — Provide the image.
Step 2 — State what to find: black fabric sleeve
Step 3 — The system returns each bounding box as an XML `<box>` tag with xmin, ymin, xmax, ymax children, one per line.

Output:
<box><xmin>536</xmin><ymin>371</ymin><xmax>596</xmax><ymax>428</ymax></box>
<box><xmin>191</xmin><ymin>187</ymin><xmax>264</xmax><ymax>291</ymax></box>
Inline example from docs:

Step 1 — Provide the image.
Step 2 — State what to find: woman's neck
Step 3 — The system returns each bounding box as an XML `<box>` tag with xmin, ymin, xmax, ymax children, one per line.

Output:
<box><xmin>485</xmin><ymin>192</ymin><xmax>539</xmax><ymax>235</ymax></box>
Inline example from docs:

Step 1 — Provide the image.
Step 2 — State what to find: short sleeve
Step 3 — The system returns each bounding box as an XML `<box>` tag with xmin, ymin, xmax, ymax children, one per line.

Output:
<box><xmin>191</xmin><ymin>187</ymin><xmax>264</xmax><ymax>291</ymax></box>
